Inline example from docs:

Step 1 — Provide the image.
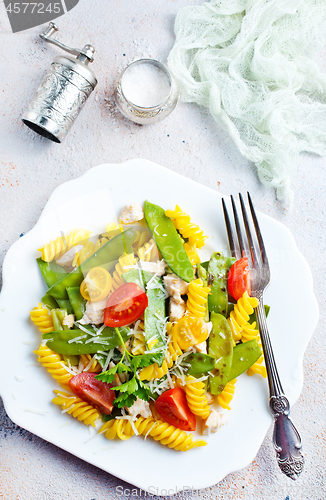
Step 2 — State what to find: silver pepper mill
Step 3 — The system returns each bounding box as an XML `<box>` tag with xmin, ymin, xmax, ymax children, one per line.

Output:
<box><xmin>22</xmin><ymin>22</ymin><xmax>97</xmax><ymax>143</ymax></box>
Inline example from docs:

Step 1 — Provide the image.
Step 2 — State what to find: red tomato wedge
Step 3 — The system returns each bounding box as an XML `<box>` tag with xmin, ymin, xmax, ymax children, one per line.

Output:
<box><xmin>69</xmin><ymin>373</ymin><xmax>115</xmax><ymax>415</ymax></box>
<box><xmin>104</xmin><ymin>282</ymin><xmax>148</xmax><ymax>327</ymax></box>
<box><xmin>155</xmin><ymin>387</ymin><xmax>196</xmax><ymax>431</ymax></box>
<box><xmin>228</xmin><ymin>257</ymin><xmax>251</xmax><ymax>301</ymax></box>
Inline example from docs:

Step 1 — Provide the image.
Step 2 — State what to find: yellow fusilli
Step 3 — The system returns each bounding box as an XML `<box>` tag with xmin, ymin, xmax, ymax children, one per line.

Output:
<box><xmin>112</xmin><ymin>253</ymin><xmax>138</xmax><ymax>290</ymax></box>
<box><xmin>139</xmin><ymin>323</ymin><xmax>182</xmax><ymax>381</ymax></box>
<box><xmin>187</xmin><ymin>278</ymin><xmax>210</xmax><ymax>318</ymax></box>
<box><xmin>135</xmin><ymin>417</ymin><xmax>207</xmax><ymax>451</ymax></box>
<box><xmin>184</xmin><ymin>376</ymin><xmax>211</xmax><ymax>419</ymax></box>
<box><xmin>183</xmin><ymin>242</ymin><xmax>201</xmax><ymax>265</ymax></box>
<box><xmin>137</xmin><ymin>238</ymin><xmax>159</xmax><ymax>262</ymax></box>
<box><xmin>52</xmin><ymin>390</ymin><xmax>100</xmax><ymax>426</ymax></box>
<box><xmin>38</xmin><ymin>228</ymin><xmax>92</xmax><ymax>262</ymax></box>
<box><xmin>30</xmin><ymin>304</ymin><xmax>54</xmax><ymax>334</ymax></box>
<box><xmin>131</xmin><ymin>320</ymin><xmax>146</xmax><ymax>355</ymax></box>
<box><xmin>165</xmin><ymin>205</ymin><xmax>207</xmax><ymax>249</ymax></box>
<box><xmin>80</xmin><ymin>354</ymin><xmax>102</xmax><ymax>373</ymax></box>
<box><xmin>34</xmin><ymin>344</ymin><xmax>72</xmax><ymax>386</ymax></box>
<box><xmin>228</xmin><ymin>292</ymin><xmax>259</xmax><ymax>342</ymax></box>
<box><xmin>132</xmin><ymin>230</ymin><xmax>151</xmax><ymax>250</ymax></box>
<box><xmin>216</xmin><ymin>379</ymin><xmax>237</xmax><ymax>410</ymax></box>
<box><xmin>99</xmin><ymin>418</ymin><xmax>135</xmax><ymax>440</ymax></box>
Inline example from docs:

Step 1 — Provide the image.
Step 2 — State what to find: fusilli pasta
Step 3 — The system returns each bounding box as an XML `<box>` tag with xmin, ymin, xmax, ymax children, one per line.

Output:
<box><xmin>34</xmin><ymin>344</ymin><xmax>73</xmax><ymax>386</ymax></box>
<box><xmin>30</xmin><ymin>304</ymin><xmax>54</xmax><ymax>334</ymax></box>
<box><xmin>216</xmin><ymin>379</ymin><xmax>237</xmax><ymax>410</ymax></box>
<box><xmin>52</xmin><ymin>390</ymin><xmax>100</xmax><ymax>426</ymax></box>
<box><xmin>99</xmin><ymin>418</ymin><xmax>135</xmax><ymax>440</ymax></box>
<box><xmin>187</xmin><ymin>278</ymin><xmax>210</xmax><ymax>318</ymax></box>
<box><xmin>228</xmin><ymin>292</ymin><xmax>259</xmax><ymax>342</ymax></box>
<box><xmin>112</xmin><ymin>253</ymin><xmax>138</xmax><ymax>290</ymax></box>
<box><xmin>165</xmin><ymin>205</ymin><xmax>207</xmax><ymax>249</ymax></box>
<box><xmin>38</xmin><ymin>228</ymin><xmax>92</xmax><ymax>262</ymax></box>
<box><xmin>184</xmin><ymin>375</ymin><xmax>210</xmax><ymax>419</ymax></box>
<box><xmin>137</xmin><ymin>238</ymin><xmax>159</xmax><ymax>262</ymax></box>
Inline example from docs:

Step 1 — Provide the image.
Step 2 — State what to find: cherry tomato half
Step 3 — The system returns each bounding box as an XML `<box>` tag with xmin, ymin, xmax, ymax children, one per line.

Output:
<box><xmin>103</xmin><ymin>282</ymin><xmax>148</xmax><ymax>327</ymax></box>
<box><xmin>174</xmin><ymin>316</ymin><xmax>210</xmax><ymax>350</ymax></box>
<box><xmin>227</xmin><ymin>257</ymin><xmax>251</xmax><ymax>301</ymax></box>
<box><xmin>155</xmin><ymin>387</ymin><xmax>196</xmax><ymax>431</ymax></box>
<box><xmin>80</xmin><ymin>267</ymin><xmax>113</xmax><ymax>302</ymax></box>
<box><xmin>68</xmin><ymin>372</ymin><xmax>115</xmax><ymax>415</ymax></box>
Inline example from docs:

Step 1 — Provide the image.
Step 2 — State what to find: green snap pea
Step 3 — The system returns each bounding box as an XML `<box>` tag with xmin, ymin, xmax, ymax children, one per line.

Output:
<box><xmin>182</xmin><ymin>352</ymin><xmax>216</xmax><ymax>375</ymax></box>
<box><xmin>227</xmin><ymin>339</ymin><xmax>262</xmax><ymax>382</ymax></box>
<box><xmin>63</xmin><ymin>354</ymin><xmax>79</xmax><ymax>366</ymax></box>
<box><xmin>123</xmin><ymin>268</ymin><xmax>166</xmax><ymax>366</ymax></box>
<box><xmin>208</xmin><ymin>252</ymin><xmax>235</xmax><ymax>316</ymax></box>
<box><xmin>144</xmin><ymin>201</ymin><xmax>194</xmax><ymax>283</ymax></box>
<box><xmin>37</xmin><ymin>258</ymin><xmax>67</xmax><ymax>288</ymax></box>
<box><xmin>208</xmin><ymin>312</ymin><xmax>233</xmax><ymax>395</ymax></box>
<box><xmin>46</xmin><ymin>229</ymin><xmax>137</xmax><ymax>300</ymax></box>
<box><xmin>67</xmin><ymin>287</ymin><xmax>86</xmax><ymax>321</ymax></box>
<box><xmin>50</xmin><ymin>309</ymin><xmax>70</xmax><ymax>331</ymax></box>
<box><xmin>41</xmin><ymin>294</ymin><xmax>59</xmax><ymax>310</ymax></box>
<box><xmin>56</xmin><ymin>299</ymin><xmax>74</xmax><ymax>315</ymax></box>
<box><xmin>42</xmin><ymin>326</ymin><xmax>130</xmax><ymax>356</ymax></box>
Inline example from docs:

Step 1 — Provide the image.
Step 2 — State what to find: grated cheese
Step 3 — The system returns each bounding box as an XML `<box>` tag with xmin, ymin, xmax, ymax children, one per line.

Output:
<box><xmin>68</xmin><ymin>335</ymin><xmax>87</xmax><ymax>344</ymax></box>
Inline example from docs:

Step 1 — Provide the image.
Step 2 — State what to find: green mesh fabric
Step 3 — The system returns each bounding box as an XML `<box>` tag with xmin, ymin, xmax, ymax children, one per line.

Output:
<box><xmin>168</xmin><ymin>0</ymin><xmax>326</xmax><ymax>206</ymax></box>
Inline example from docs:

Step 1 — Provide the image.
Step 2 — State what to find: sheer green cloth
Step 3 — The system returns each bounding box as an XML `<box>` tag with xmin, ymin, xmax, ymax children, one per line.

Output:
<box><xmin>168</xmin><ymin>0</ymin><xmax>326</xmax><ymax>206</ymax></box>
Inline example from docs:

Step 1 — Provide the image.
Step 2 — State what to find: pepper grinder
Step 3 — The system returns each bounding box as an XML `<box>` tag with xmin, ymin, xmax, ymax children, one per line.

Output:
<box><xmin>22</xmin><ymin>22</ymin><xmax>97</xmax><ymax>143</ymax></box>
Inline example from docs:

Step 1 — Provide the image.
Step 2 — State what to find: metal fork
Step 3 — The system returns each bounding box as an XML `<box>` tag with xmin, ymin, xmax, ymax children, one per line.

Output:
<box><xmin>222</xmin><ymin>192</ymin><xmax>304</xmax><ymax>480</ymax></box>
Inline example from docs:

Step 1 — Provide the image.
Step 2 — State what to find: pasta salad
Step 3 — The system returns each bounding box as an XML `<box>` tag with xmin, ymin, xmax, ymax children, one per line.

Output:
<box><xmin>30</xmin><ymin>201</ymin><xmax>266</xmax><ymax>452</ymax></box>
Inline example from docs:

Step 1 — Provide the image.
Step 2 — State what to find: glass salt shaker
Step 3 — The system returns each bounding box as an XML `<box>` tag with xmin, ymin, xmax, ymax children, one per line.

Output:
<box><xmin>114</xmin><ymin>59</ymin><xmax>179</xmax><ymax>125</ymax></box>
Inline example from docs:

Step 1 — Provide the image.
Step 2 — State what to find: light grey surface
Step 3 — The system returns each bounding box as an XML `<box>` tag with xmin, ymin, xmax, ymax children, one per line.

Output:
<box><xmin>0</xmin><ymin>1</ymin><xmax>325</xmax><ymax>499</ymax></box>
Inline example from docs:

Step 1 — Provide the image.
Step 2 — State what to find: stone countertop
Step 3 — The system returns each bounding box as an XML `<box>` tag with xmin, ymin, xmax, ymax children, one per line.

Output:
<box><xmin>0</xmin><ymin>1</ymin><xmax>325</xmax><ymax>499</ymax></box>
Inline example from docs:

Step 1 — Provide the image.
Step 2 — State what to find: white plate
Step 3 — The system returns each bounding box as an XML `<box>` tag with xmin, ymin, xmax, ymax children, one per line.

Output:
<box><xmin>0</xmin><ymin>159</ymin><xmax>319</xmax><ymax>494</ymax></box>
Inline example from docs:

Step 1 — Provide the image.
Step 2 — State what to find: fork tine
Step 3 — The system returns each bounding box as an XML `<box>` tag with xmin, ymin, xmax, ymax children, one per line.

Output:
<box><xmin>231</xmin><ymin>195</ymin><xmax>246</xmax><ymax>258</ymax></box>
<box><xmin>222</xmin><ymin>198</ymin><xmax>238</xmax><ymax>259</ymax></box>
<box><xmin>239</xmin><ymin>193</ymin><xmax>258</xmax><ymax>267</ymax></box>
<box><xmin>247</xmin><ymin>192</ymin><xmax>269</xmax><ymax>266</ymax></box>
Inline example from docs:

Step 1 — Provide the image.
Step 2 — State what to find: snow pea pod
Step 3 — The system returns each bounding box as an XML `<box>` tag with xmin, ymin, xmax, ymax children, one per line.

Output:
<box><xmin>46</xmin><ymin>229</ymin><xmax>137</xmax><ymax>300</ymax></box>
<box><xmin>183</xmin><ymin>352</ymin><xmax>216</xmax><ymax>375</ymax></box>
<box><xmin>144</xmin><ymin>201</ymin><xmax>194</xmax><ymax>282</ymax></box>
<box><xmin>123</xmin><ymin>268</ymin><xmax>166</xmax><ymax>366</ymax></box>
<box><xmin>37</xmin><ymin>258</ymin><xmax>67</xmax><ymax>287</ymax></box>
<box><xmin>227</xmin><ymin>339</ymin><xmax>262</xmax><ymax>382</ymax></box>
<box><xmin>208</xmin><ymin>253</ymin><xmax>235</xmax><ymax>316</ymax></box>
<box><xmin>41</xmin><ymin>294</ymin><xmax>58</xmax><ymax>310</ymax></box>
<box><xmin>51</xmin><ymin>309</ymin><xmax>71</xmax><ymax>330</ymax></box>
<box><xmin>208</xmin><ymin>312</ymin><xmax>233</xmax><ymax>395</ymax></box>
<box><xmin>56</xmin><ymin>299</ymin><xmax>74</xmax><ymax>315</ymax></box>
<box><xmin>42</xmin><ymin>326</ymin><xmax>130</xmax><ymax>355</ymax></box>
<box><xmin>67</xmin><ymin>287</ymin><xmax>86</xmax><ymax>320</ymax></box>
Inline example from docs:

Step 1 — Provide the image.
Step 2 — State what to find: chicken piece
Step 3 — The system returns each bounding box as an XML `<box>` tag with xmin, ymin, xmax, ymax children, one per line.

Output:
<box><xmin>62</xmin><ymin>314</ymin><xmax>75</xmax><ymax>329</ymax></box>
<box><xmin>56</xmin><ymin>245</ymin><xmax>83</xmax><ymax>267</ymax></box>
<box><xmin>78</xmin><ymin>299</ymin><xmax>107</xmax><ymax>325</ymax></box>
<box><xmin>127</xmin><ymin>397</ymin><xmax>152</xmax><ymax>419</ymax></box>
<box><xmin>164</xmin><ymin>274</ymin><xmax>189</xmax><ymax>297</ymax></box>
<box><xmin>164</xmin><ymin>273</ymin><xmax>189</xmax><ymax>323</ymax></box>
<box><xmin>205</xmin><ymin>392</ymin><xmax>214</xmax><ymax>405</ymax></box>
<box><xmin>193</xmin><ymin>341</ymin><xmax>207</xmax><ymax>354</ymax></box>
<box><xmin>169</xmin><ymin>299</ymin><xmax>186</xmax><ymax>323</ymax></box>
<box><xmin>140</xmin><ymin>260</ymin><xmax>166</xmax><ymax>276</ymax></box>
<box><xmin>202</xmin><ymin>410</ymin><xmax>228</xmax><ymax>435</ymax></box>
<box><xmin>119</xmin><ymin>203</ymin><xmax>144</xmax><ymax>224</ymax></box>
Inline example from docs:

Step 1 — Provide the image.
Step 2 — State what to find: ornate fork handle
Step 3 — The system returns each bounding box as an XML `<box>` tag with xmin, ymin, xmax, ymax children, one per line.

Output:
<box><xmin>256</xmin><ymin>297</ymin><xmax>304</xmax><ymax>480</ymax></box>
